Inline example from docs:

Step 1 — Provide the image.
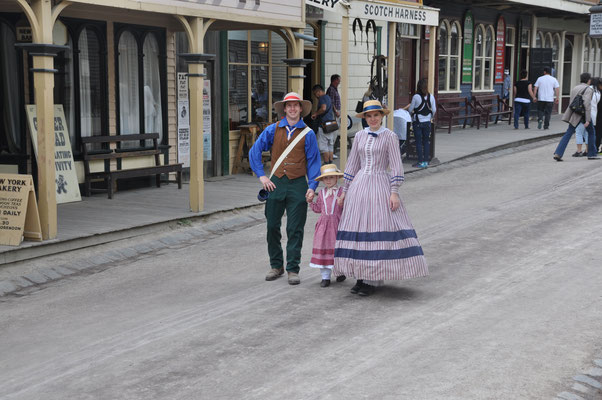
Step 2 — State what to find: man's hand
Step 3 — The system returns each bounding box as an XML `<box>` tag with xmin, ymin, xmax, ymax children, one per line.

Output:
<box><xmin>554</xmin><ymin>98</ymin><xmax>559</xmax><ymax>104</ymax></box>
<box><xmin>389</xmin><ymin>193</ymin><xmax>400</xmax><ymax>211</ymax></box>
<box><xmin>305</xmin><ymin>189</ymin><xmax>315</xmax><ymax>203</ymax></box>
<box><xmin>335</xmin><ymin>110</ymin><xmax>340</xmax><ymax>118</ymax></box>
<box><xmin>259</xmin><ymin>176</ymin><xmax>276</xmax><ymax>191</ymax></box>
<box><xmin>585</xmin><ymin>121</ymin><xmax>591</xmax><ymax>128</ymax></box>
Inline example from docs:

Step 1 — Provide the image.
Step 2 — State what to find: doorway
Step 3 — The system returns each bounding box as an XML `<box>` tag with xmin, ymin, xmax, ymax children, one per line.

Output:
<box><xmin>395</xmin><ymin>37</ymin><xmax>416</xmax><ymax>108</ymax></box>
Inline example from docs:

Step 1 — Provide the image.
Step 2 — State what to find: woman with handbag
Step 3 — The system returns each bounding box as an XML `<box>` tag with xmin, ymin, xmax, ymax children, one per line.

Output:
<box><xmin>553</xmin><ymin>72</ymin><xmax>600</xmax><ymax>161</ymax></box>
<box><xmin>311</xmin><ymin>84</ymin><xmax>338</xmax><ymax>164</ymax></box>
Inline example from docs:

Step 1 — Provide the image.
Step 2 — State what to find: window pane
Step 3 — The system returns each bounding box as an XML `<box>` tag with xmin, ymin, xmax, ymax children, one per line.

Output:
<box><xmin>272</xmin><ymin>65</ymin><xmax>287</xmax><ymax>121</ymax></box>
<box><xmin>251</xmin><ymin>66</ymin><xmax>269</xmax><ymax>122</ymax></box>
<box><xmin>251</xmin><ymin>30</ymin><xmax>269</xmax><ymax>64</ymax></box>
<box><xmin>271</xmin><ymin>31</ymin><xmax>287</xmax><ymax>66</ymax></box>
<box><xmin>552</xmin><ymin>36</ymin><xmax>559</xmax><ymax>61</ymax></box>
<box><xmin>475</xmin><ymin>27</ymin><xmax>483</xmax><ymax>57</ymax></box>
<box><xmin>143</xmin><ymin>33</ymin><xmax>163</xmax><ymax>143</ymax></box>
<box><xmin>474</xmin><ymin>59</ymin><xmax>482</xmax><ymax>90</ymax></box>
<box><xmin>536</xmin><ymin>33</ymin><xmax>542</xmax><ymax>48</ymax></box>
<box><xmin>506</xmin><ymin>27</ymin><xmax>514</xmax><ymax>46</ymax></box>
<box><xmin>450</xmin><ymin>23</ymin><xmax>459</xmax><ymax>55</ymax></box>
<box><xmin>79</xmin><ymin>28</ymin><xmax>102</xmax><ymax>140</ymax></box>
<box><xmin>438</xmin><ymin>57</ymin><xmax>447</xmax><ymax>91</ymax></box>
<box><xmin>439</xmin><ymin>22</ymin><xmax>448</xmax><ymax>55</ymax></box>
<box><xmin>118</xmin><ymin>31</ymin><xmax>140</xmax><ymax>136</ymax></box>
<box><xmin>55</xmin><ymin>36</ymin><xmax>76</xmax><ymax>150</ymax></box>
<box><xmin>485</xmin><ymin>28</ymin><xmax>493</xmax><ymax>57</ymax></box>
<box><xmin>484</xmin><ymin>59</ymin><xmax>492</xmax><ymax>90</ymax></box>
<box><xmin>228</xmin><ymin>31</ymin><xmax>248</xmax><ymax>63</ymax></box>
<box><xmin>449</xmin><ymin>57</ymin><xmax>459</xmax><ymax>90</ymax></box>
<box><xmin>229</xmin><ymin>65</ymin><xmax>247</xmax><ymax>130</ymax></box>
<box><xmin>0</xmin><ymin>23</ymin><xmax>22</xmax><ymax>153</ymax></box>
<box><xmin>521</xmin><ymin>29</ymin><xmax>530</xmax><ymax>47</ymax></box>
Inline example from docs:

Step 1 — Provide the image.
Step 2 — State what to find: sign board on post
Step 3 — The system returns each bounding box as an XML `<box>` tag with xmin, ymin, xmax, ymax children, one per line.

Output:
<box><xmin>591</xmin><ymin>13</ymin><xmax>602</xmax><ymax>37</ymax></box>
<box><xmin>0</xmin><ymin>174</ymin><xmax>42</xmax><ymax>246</ymax></box>
<box><xmin>494</xmin><ymin>16</ymin><xmax>506</xmax><ymax>84</ymax></box>
<box><xmin>348</xmin><ymin>1</ymin><xmax>439</xmax><ymax>26</ymax></box>
<box><xmin>203</xmin><ymin>80</ymin><xmax>212</xmax><ymax>161</ymax></box>
<box><xmin>462</xmin><ymin>11</ymin><xmax>474</xmax><ymax>84</ymax></box>
<box><xmin>177</xmin><ymin>72</ymin><xmax>190</xmax><ymax>168</ymax></box>
<box><xmin>25</xmin><ymin>105</ymin><xmax>82</xmax><ymax>204</ymax></box>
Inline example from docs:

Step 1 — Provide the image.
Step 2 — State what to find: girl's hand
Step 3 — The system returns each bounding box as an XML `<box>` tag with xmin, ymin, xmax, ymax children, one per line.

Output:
<box><xmin>389</xmin><ymin>193</ymin><xmax>400</xmax><ymax>211</ymax></box>
<box><xmin>337</xmin><ymin>192</ymin><xmax>346</xmax><ymax>207</ymax></box>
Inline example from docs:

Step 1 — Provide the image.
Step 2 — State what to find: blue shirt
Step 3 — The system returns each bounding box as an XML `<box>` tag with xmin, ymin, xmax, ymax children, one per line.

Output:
<box><xmin>317</xmin><ymin>95</ymin><xmax>335</xmax><ymax>124</ymax></box>
<box><xmin>249</xmin><ymin>118</ymin><xmax>321</xmax><ymax>191</ymax></box>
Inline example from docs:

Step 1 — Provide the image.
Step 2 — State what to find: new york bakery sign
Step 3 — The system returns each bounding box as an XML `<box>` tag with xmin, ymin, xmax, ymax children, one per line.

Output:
<box><xmin>307</xmin><ymin>0</ymin><xmax>438</xmax><ymax>26</ymax></box>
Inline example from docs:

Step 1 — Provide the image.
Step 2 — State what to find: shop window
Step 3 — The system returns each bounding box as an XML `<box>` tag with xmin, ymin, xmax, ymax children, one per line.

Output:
<box><xmin>562</xmin><ymin>38</ymin><xmax>573</xmax><ymax>96</ymax></box>
<box><xmin>506</xmin><ymin>27</ymin><xmax>515</xmax><ymax>46</ymax></box>
<box><xmin>438</xmin><ymin>20</ymin><xmax>461</xmax><ymax>92</ymax></box>
<box><xmin>552</xmin><ymin>34</ymin><xmax>560</xmax><ymax>78</ymax></box>
<box><xmin>521</xmin><ymin>29</ymin><xmax>530</xmax><ymax>48</ymax></box>
<box><xmin>54</xmin><ymin>19</ymin><xmax>107</xmax><ymax>154</ymax></box>
<box><xmin>115</xmin><ymin>25</ymin><xmax>166</xmax><ymax>148</ymax></box>
<box><xmin>473</xmin><ymin>24</ymin><xmax>494</xmax><ymax>91</ymax></box>
<box><xmin>584</xmin><ymin>37</ymin><xmax>591</xmax><ymax>74</ymax></box>
<box><xmin>228</xmin><ymin>30</ymin><xmax>288</xmax><ymax>130</ymax></box>
<box><xmin>536</xmin><ymin>32</ymin><xmax>544</xmax><ymax>48</ymax></box>
<box><xmin>0</xmin><ymin>21</ymin><xmax>23</xmax><ymax>154</ymax></box>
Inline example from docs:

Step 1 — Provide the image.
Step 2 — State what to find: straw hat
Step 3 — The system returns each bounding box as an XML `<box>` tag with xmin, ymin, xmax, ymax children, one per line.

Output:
<box><xmin>356</xmin><ymin>99</ymin><xmax>390</xmax><ymax>118</ymax></box>
<box><xmin>315</xmin><ymin>164</ymin><xmax>343</xmax><ymax>181</ymax></box>
<box><xmin>274</xmin><ymin>92</ymin><xmax>312</xmax><ymax>118</ymax></box>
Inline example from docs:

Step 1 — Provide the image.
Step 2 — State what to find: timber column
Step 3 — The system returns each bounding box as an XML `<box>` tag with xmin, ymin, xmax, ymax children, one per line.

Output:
<box><xmin>179</xmin><ymin>18</ymin><xmax>214</xmax><ymax>212</ymax></box>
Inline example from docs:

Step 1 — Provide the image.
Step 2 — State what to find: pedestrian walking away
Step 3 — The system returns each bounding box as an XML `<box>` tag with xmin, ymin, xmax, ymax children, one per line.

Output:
<box><xmin>326</xmin><ymin>74</ymin><xmax>342</xmax><ymax>158</ymax></box>
<box><xmin>513</xmin><ymin>69</ymin><xmax>535</xmax><ymax>129</ymax></box>
<box><xmin>249</xmin><ymin>92</ymin><xmax>322</xmax><ymax>285</ymax></box>
<box><xmin>406</xmin><ymin>78</ymin><xmax>436</xmax><ymax>168</ymax></box>
<box><xmin>553</xmin><ymin>72</ymin><xmax>601</xmax><ymax>161</ymax></box>
<box><xmin>307</xmin><ymin>164</ymin><xmax>346</xmax><ymax>288</ymax></box>
<box><xmin>334</xmin><ymin>100</ymin><xmax>429</xmax><ymax>297</ymax></box>
<box><xmin>572</xmin><ymin>77</ymin><xmax>600</xmax><ymax>157</ymax></box>
<box><xmin>533</xmin><ymin>67</ymin><xmax>560</xmax><ymax>130</ymax></box>
<box><xmin>311</xmin><ymin>84</ymin><xmax>337</xmax><ymax>165</ymax></box>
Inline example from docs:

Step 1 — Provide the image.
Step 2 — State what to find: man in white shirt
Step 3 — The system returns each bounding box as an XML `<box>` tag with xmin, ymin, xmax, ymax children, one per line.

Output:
<box><xmin>533</xmin><ymin>67</ymin><xmax>560</xmax><ymax>130</ymax></box>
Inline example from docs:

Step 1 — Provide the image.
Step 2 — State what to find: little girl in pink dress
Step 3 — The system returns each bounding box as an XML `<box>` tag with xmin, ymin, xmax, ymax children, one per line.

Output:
<box><xmin>307</xmin><ymin>164</ymin><xmax>346</xmax><ymax>287</ymax></box>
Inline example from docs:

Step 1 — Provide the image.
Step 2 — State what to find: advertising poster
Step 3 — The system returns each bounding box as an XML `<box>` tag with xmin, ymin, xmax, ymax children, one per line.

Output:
<box><xmin>494</xmin><ymin>16</ymin><xmax>506</xmax><ymax>84</ymax></box>
<box><xmin>0</xmin><ymin>174</ymin><xmax>42</xmax><ymax>246</ymax></box>
<box><xmin>25</xmin><ymin>105</ymin><xmax>82</xmax><ymax>204</ymax></box>
<box><xmin>203</xmin><ymin>80</ymin><xmax>212</xmax><ymax>161</ymax></box>
<box><xmin>462</xmin><ymin>11</ymin><xmax>474</xmax><ymax>84</ymax></box>
<box><xmin>177</xmin><ymin>73</ymin><xmax>190</xmax><ymax>168</ymax></box>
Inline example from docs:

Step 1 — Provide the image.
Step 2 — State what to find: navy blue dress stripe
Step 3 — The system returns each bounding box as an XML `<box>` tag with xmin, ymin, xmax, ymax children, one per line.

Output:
<box><xmin>336</xmin><ymin>230</ymin><xmax>418</xmax><ymax>242</ymax></box>
<box><xmin>334</xmin><ymin>246</ymin><xmax>424</xmax><ymax>260</ymax></box>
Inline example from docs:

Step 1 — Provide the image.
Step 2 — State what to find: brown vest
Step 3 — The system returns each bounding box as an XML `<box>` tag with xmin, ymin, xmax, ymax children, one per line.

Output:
<box><xmin>271</xmin><ymin>125</ymin><xmax>307</xmax><ymax>180</ymax></box>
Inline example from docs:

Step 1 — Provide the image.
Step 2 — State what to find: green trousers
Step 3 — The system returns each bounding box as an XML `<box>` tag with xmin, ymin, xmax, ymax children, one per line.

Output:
<box><xmin>265</xmin><ymin>175</ymin><xmax>308</xmax><ymax>273</ymax></box>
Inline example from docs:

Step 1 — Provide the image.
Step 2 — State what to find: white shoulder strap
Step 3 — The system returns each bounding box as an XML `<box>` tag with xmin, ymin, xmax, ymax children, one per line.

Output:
<box><xmin>269</xmin><ymin>126</ymin><xmax>311</xmax><ymax>179</ymax></box>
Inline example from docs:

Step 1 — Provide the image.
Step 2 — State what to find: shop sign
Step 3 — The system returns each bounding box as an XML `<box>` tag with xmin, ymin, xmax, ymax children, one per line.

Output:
<box><xmin>305</xmin><ymin>0</ymin><xmax>342</xmax><ymax>13</ymax></box>
<box><xmin>462</xmin><ymin>11</ymin><xmax>474</xmax><ymax>84</ymax></box>
<box><xmin>306</xmin><ymin>4</ymin><xmax>324</xmax><ymax>19</ymax></box>
<box><xmin>16</xmin><ymin>27</ymin><xmax>32</xmax><ymax>43</ymax></box>
<box><xmin>0</xmin><ymin>174</ymin><xmax>42</xmax><ymax>246</ymax></box>
<box><xmin>494</xmin><ymin>16</ymin><xmax>506</xmax><ymax>84</ymax></box>
<box><xmin>590</xmin><ymin>13</ymin><xmax>602</xmax><ymax>37</ymax></box>
<box><xmin>348</xmin><ymin>0</ymin><xmax>438</xmax><ymax>26</ymax></box>
<box><xmin>25</xmin><ymin>105</ymin><xmax>82</xmax><ymax>204</ymax></box>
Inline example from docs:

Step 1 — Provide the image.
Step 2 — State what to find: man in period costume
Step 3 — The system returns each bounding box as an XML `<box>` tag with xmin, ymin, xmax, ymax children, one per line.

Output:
<box><xmin>249</xmin><ymin>92</ymin><xmax>321</xmax><ymax>285</ymax></box>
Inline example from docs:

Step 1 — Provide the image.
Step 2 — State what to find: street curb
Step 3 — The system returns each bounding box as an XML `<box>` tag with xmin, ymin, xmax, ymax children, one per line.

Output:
<box><xmin>0</xmin><ymin>131</ymin><xmax>562</xmax><ymax>272</ymax></box>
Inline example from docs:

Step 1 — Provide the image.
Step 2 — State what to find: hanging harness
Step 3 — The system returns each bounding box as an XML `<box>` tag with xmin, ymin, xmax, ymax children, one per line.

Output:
<box><xmin>414</xmin><ymin>94</ymin><xmax>432</xmax><ymax>122</ymax></box>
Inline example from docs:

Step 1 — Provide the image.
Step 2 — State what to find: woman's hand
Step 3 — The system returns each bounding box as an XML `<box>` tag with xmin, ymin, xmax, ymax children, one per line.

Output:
<box><xmin>337</xmin><ymin>192</ymin><xmax>346</xmax><ymax>207</ymax></box>
<box><xmin>389</xmin><ymin>193</ymin><xmax>400</xmax><ymax>211</ymax></box>
<box><xmin>259</xmin><ymin>176</ymin><xmax>276</xmax><ymax>191</ymax></box>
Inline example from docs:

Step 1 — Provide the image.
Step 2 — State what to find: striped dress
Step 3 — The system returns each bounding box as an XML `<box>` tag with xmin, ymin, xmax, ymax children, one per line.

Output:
<box><xmin>333</xmin><ymin>126</ymin><xmax>428</xmax><ymax>281</ymax></box>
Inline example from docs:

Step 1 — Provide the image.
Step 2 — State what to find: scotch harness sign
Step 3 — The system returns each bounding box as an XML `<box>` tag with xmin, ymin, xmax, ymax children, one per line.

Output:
<box><xmin>348</xmin><ymin>1</ymin><xmax>438</xmax><ymax>25</ymax></box>
<box><xmin>25</xmin><ymin>105</ymin><xmax>82</xmax><ymax>204</ymax></box>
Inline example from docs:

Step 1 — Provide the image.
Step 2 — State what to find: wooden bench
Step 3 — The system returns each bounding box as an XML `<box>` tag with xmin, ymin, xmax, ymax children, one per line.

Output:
<box><xmin>81</xmin><ymin>133</ymin><xmax>182</xmax><ymax>199</ymax></box>
<box><xmin>472</xmin><ymin>94</ymin><xmax>512</xmax><ymax>128</ymax></box>
<box><xmin>436</xmin><ymin>96</ymin><xmax>481</xmax><ymax>134</ymax></box>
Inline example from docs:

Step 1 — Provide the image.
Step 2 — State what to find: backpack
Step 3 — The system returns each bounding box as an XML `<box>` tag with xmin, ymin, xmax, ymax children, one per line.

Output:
<box><xmin>569</xmin><ymin>86</ymin><xmax>590</xmax><ymax>116</ymax></box>
<box><xmin>414</xmin><ymin>94</ymin><xmax>432</xmax><ymax>120</ymax></box>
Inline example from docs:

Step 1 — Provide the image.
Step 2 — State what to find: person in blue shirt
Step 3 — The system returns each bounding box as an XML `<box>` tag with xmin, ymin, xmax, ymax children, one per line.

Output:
<box><xmin>249</xmin><ymin>92</ymin><xmax>321</xmax><ymax>285</ymax></box>
<box><xmin>311</xmin><ymin>84</ymin><xmax>337</xmax><ymax>164</ymax></box>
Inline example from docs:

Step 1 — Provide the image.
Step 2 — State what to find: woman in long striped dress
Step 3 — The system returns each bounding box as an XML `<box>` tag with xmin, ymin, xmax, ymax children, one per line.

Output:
<box><xmin>333</xmin><ymin>100</ymin><xmax>428</xmax><ymax>296</ymax></box>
